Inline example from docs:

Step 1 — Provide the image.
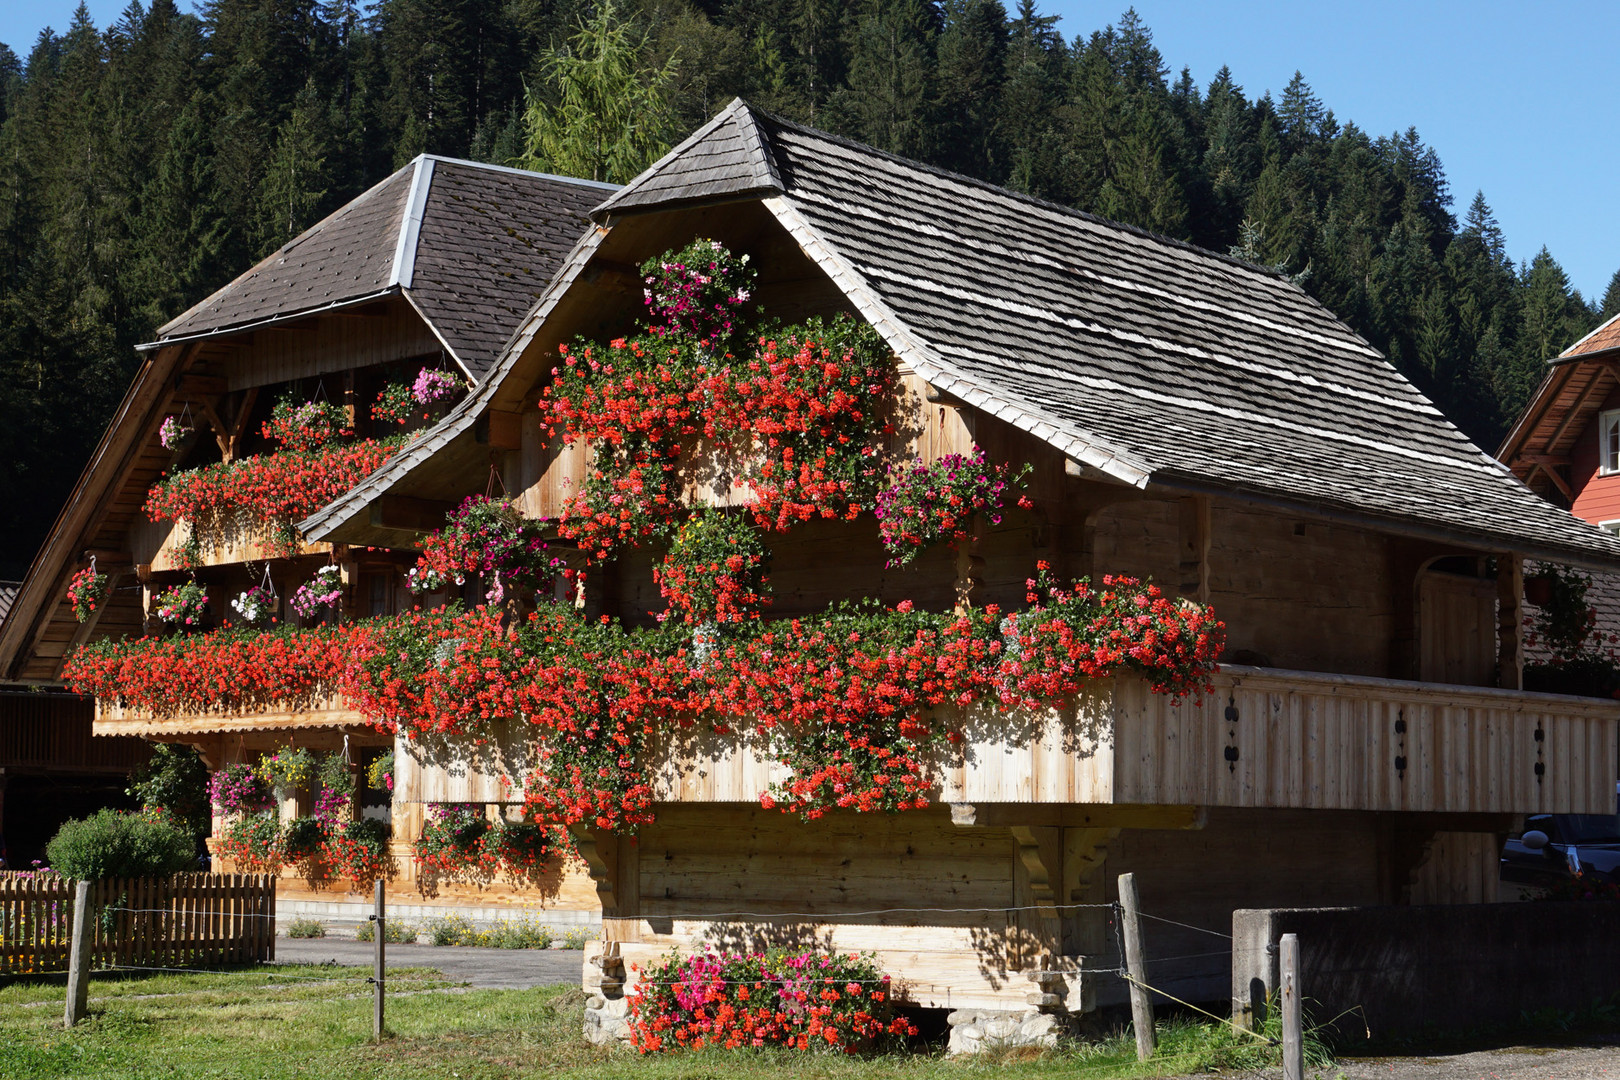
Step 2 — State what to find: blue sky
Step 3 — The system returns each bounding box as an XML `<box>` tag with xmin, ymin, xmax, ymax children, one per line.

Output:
<box><xmin>3</xmin><ymin>1</ymin><xmax>1617</xmax><ymax>300</ymax></box>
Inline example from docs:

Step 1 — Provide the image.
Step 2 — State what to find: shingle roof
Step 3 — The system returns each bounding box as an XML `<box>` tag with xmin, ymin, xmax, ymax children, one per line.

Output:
<box><xmin>148</xmin><ymin>157</ymin><xmax>616</xmax><ymax>379</ymax></box>
<box><xmin>305</xmin><ymin>101</ymin><xmax>1620</xmax><ymax>566</ymax></box>
<box><xmin>1562</xmin><ymin>312</ymin><xmax>1620</xmax><ymax>360</ymax></box>
<box><xmin>0</xmin><ymin>582</ymin><xmax>19</xmax><ymax>627</ymax></box>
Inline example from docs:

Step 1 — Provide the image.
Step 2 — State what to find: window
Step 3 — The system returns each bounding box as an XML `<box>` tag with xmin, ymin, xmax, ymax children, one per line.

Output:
<box><xmin>1601</xmin><ymin>409</ymin><xmax>1620</xmax><ymax>474</ymax></box>
<box><xmin>1603</xmin><ymin>521</ymin><xmax>1620</xmax><ymax>537</ymax></box>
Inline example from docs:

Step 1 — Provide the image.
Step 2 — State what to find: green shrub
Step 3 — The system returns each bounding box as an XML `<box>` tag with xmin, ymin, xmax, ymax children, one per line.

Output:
<box><xmin>45</xmin><ymin>809</ymin><xmax>196</xmax><ymax>880</ymax></box>
<box><xmin>279</xmin><ymin>815</ymin><xmax>327</xmax><ymax>861</ymax></box>
<box><xmin>560</xmin><ymin>926</ymin><xmax>594</xmax><ymax>950</ymax></box>
<box><xmin>127</xmin><ymin>744</ymin><xmax>210</xmax><ymax>837</ymax></box>
<box><xmin>484</xmin><ymin>918</ymin><xmax>554</xmax><ymax>950</ymax></box>
<box><xmin>285</xmin><ymin>917</ymin><xmax>326</xmax><ymax>938</ymax></box>
<box><xmin>425</xmin><ymin>913</ymin><xmax>484</xmax><ymax>946</ymax></box>
<box><xmin>356</xmin><ymin>918</ymin><xmax>418</xmax><ymax>944</ymax></box>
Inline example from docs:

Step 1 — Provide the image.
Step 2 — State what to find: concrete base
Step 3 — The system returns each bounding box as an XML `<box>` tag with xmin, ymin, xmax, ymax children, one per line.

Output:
<box><xmin>277</xmin><ymin>896</ymin><xmax>599</xmax><ymax>938</ymax></box>
<box><xmin>946</xmin><ymin>1008</ymin><xmax>1067</xmax><ymax>1054</ymax></box>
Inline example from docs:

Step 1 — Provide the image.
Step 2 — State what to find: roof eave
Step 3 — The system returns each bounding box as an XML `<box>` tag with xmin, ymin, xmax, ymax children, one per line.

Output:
<box><xmin>136</xmin><ymin>287</ymin><xmax>403</xmax><ymax>352</ymax></box>
<box><xmin>1151</xmin><ymin>472</ymin><xmax>1620</xmax><ymax>572</ymax></box>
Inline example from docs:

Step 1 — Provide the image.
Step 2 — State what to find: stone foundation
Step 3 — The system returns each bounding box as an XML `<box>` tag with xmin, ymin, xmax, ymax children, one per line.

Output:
<box><xmin>946</xmin><ymin>1008</ymin><xmax>1069</xmax><ymax>1055</ymax></box>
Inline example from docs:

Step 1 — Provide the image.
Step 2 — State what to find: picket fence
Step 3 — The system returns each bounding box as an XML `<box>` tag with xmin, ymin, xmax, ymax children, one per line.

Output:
<box><xmin>0</xmin><ymin>872</ymin><xmax>276</xmax><ymax>975</ymax></box>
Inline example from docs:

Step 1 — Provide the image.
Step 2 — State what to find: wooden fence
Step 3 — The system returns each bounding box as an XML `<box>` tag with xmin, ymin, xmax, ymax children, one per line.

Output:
<box><xmin>0</xmin><ymin>872</ymin><xmax>275</xmax><ymax>975</ymax></box>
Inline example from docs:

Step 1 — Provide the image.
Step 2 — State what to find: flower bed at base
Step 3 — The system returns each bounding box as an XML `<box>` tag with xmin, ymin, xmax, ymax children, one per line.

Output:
<box><xmin>628</xmin><ymin>949</ymin><xmax>915</xmax><ymax>1053</ymax></box>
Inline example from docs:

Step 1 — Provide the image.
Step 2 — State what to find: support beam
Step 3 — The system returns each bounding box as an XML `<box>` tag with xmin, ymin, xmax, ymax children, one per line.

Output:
<box><xmin>1497</xmin><ymin>552</ymin><xmax>1524</xmax><ymax>691</ymax></box>
<box><xmin>369</xmin><ymin>495</ymin><xmax>455</xmax><ymax>533</ymax></box>
<box><xmin>949</xmin><ymin>803</ymin><xmax>1205</xmax><ymax>831</ymax></box>
<box><xmin>1177</xmin><ymin>495</ymin><xmax>1211</xmax><ymax>605</ymax></box>
<box><xmin>474</xmin><ymin>410</ymin><xmax>524</xmax><ymax>450</ymax></box>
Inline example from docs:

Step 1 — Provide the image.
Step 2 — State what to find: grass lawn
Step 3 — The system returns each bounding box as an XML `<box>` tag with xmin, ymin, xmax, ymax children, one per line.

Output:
<box><xmin>0</xmin><ymin>964</ymin><xmax>1293</xmax><ymax>1080</ymax></box>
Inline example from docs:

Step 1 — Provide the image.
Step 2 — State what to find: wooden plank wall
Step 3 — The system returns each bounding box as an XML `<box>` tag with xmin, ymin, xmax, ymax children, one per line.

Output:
<box><xmin>602</xmin><ymin>804</ymin><xmax>1042</xmax><ymax>1013</ymax></box>
<box><xmin>223</xmin><ymin>300</ymin><xmax>441</xmax><ymax>391</ymax></box>
<box><xmin>1112</xmin><ymin>668</ymin><xmax>1618</xmax><ymax>815</ymax></box>
<box><xmin>0</xmin><ymin>692</ymin><xmax>150</xmax><ymax>771</ymax></box>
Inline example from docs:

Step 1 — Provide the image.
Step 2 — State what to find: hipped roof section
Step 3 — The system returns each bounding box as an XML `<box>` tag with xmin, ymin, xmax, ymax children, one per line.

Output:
<box><xmin>304</xmin><ymin>99</ymin><xmax>1620</xmax><ymax>567</ymax></box>
<box><xmin>148</xmin><ymin>156</ymin><xmax>617</xmax><ymax>380</ymax></box>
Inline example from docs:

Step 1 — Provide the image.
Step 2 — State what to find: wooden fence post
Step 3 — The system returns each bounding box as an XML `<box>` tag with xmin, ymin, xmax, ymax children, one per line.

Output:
<box><xmin>64</xmin><ymin>880</ymin><xmax>92</xmax><ymax>1028</ymax></box>
<box><xmin>372</xmin><ymin>878</ymin><xmax>385</xmax><ymax>1041</ymax></box>
<box><xmin>1117</xmin><ymin>872</ymin><xmax>1155</xmax><ymax>1061</ymax></box>
<box><xmin>1281</xmin><ymin>933</ymin><xmax>1303</xmax><ymax>1080</ymax></box>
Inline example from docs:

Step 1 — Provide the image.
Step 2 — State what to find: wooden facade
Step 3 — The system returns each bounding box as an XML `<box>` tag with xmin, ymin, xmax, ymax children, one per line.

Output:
<box><xmin>294</xmin><ymin>103</ymin><xmax>1620</xmax><ymax>1024</ymax></box>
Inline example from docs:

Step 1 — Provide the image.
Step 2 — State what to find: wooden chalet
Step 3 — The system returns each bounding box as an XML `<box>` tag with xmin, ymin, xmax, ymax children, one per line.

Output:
<box><xmin>0</xmin><ymin>156</ymin><xmax>615</xmax><ymax>917</ymax></box>
<box><xmin>295</xmin><ymin>101</ymin><xmax>1620</xmax><ymax>1027</ymax></box>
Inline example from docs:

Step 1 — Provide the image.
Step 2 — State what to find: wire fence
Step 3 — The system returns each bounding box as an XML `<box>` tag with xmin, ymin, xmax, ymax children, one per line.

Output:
<box><xmin>9</xmin><ymin>874</ymin><xmax>1319</xmax><ymax>1061</ymax></box>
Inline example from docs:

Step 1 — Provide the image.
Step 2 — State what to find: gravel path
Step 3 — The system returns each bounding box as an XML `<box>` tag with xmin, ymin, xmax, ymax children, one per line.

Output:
<box><xmin>1334</xmin><ymin>1044</ymin><xmax>1620</xmax><ymax>1080</ymax></box>
<box><xmin>273</xmin><ymin>938</ymin><xmax>584</xmax><ymax>990</ymax></box>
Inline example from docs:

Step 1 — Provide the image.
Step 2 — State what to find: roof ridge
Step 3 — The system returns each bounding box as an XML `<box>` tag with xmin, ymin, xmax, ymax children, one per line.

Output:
<box><xmin>390</xmin><ymin>157</ymin><xmax>435</xmax><ymax>290</ymax></box>
<box><xmin>592</xmin><ymin>98</ymin><xmax>783</xmax><ymax>218</ymax></box>
<box><xmin>418</xmin><ymin>153</ymin><xmax>621</xmax><ymax>191</ymax></box>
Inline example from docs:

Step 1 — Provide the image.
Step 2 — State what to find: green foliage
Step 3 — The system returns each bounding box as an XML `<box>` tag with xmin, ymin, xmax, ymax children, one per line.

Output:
<box><xmin>279</xmin><ymin>815</ymin><xmax>327</xmax><ymax>862</ymax></box>
<box><xmin>127</xmin><ymin>744</ymin><xmax>210</xmax><ymax>838</ymax></box>
<box><xmin>423</xmin><ymin>913</ymin><xmax>556</xmax><ymax>948</ymax></box>
<box><xmin>284</xmin><ymin>917</ymin><xmax>327</xmax><ymax>938</ymax></box>
<box><xmin>44</xmin><ymin>809</ymin><xmax>196</xmax><ymax>880</ymax></box>
<box><xmin>2</xmin><ymin>1</ymin><xmax>1615</xmax><ymax>581</ymax></box>
<box><xmin>356</xmin><ymin>917</ymin><xmax>419</xmax><ymax>944</ymax></box>
<box><xmin>518</xmin><ymin>2</ymin><xmax>679</xmax><ymax>183</ymax></box>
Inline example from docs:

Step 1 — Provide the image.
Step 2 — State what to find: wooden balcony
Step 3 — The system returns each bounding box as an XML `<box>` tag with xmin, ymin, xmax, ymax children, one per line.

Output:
<box><xmin>400</xmin><ymin>666</ymin><xmax>1620</xmax><ymax>816</ymax></box>
<box><xmin>93</xmin><ymin>690</ymin><xmax>367</xmax><ymax>738</ymax></box>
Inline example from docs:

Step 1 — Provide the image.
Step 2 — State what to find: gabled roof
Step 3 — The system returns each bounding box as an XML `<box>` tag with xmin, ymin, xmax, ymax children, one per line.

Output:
<box><xmin>148</xmin><ymin>156</ymin><xmax>617</xmax><ymax>379</ymax></box>
<box><xmin>1498</xmin><ymin>315</ymin><xmax>1620</xmax><ymax>498</ymax></box>
<box><xmin>305</xmin><ymin>100</ymin><xmax>1620</xmax><ymax>567</ymax></box>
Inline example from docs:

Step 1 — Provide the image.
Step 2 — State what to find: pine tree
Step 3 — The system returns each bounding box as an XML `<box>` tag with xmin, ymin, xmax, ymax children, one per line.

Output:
<box><xmin>518</xmin><ymin>1</ymin><xmax>678</xmax><ymax>184</ymax></box>
<box><xmin>829</xmin><ymin>0</ymin><xmax>936</xmax><ymax>159</ymax></box>
<box><xmin>931</xmin><ymin>0</ymin><xmax>1006</xmax><ymax>178</ymax></box>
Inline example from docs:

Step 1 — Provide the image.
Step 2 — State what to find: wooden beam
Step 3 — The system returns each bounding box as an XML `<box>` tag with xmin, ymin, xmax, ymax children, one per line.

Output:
<box><xmin>1527</xmin><ymin>462</ymin><xmax>1575</xmax><ymax>502</ymax></box>
<box><xmin>1498</xmin><ymin>552</ymin><xmax>1524</xmax><ymax>691</ymax></box>
<box><xmin>949</xmin><ymin>803</ymin><xmax>1205</xmax><ymax>830</ymax></box>
<box><xmin>368</xmin><ymin>495</ymin><xmax>454</xmax><ymax>533</ymax></box>
<box><xmin>1177</xmin><ymin>494</ymin><xmax>1211</xmax><ymax>605</ymax></box>
<box><xmin>1518</xmin><ymin>453</ymin><xmax>1572</xmax><ymax>467</ymax></box>
<box><xmin>475</xmin><ymin>410</ymin><xmax>524</xmax><ymax>451</ymax></box>
<box><xmin>174</xmin><ymin>373</ymin><xmax>226</xmax><ymax>396</ymax></box>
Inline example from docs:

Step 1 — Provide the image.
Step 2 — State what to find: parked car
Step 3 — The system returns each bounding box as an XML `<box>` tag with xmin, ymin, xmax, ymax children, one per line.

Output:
<box><xmin>1500</xmin><ymin>784</ymin><xmax>1620</xmax><ymax>896</ymax></box>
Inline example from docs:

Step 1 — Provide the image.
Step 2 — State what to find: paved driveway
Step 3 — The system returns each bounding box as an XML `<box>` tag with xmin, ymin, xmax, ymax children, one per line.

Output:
<box><xmin>274</xmin><ymin>938</ymin><xmax>583</xmax><ymax>990</ymax></box>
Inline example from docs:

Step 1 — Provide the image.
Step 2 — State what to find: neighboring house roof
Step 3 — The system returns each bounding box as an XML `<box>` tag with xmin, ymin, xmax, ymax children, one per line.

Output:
<box><xmin>1497</xmin><ymin>313</ymin><xmax>1620</xmax><ymax>503</ymax></box>
<box><xmin>1561</xmin><ymin>311</ymin><xmax>1620</xmax><ymax>362</ymax></box>
<box><xmin>148</xmin><ymin>156</ymin><xmax>617</xmax><ymax>379</ymax></box>
<box><xmin>0</xmin><ymin>583</ymin><xmax>18</xmax><ymax>627</ymax></box>
<box><xmin>303</xmin><ymin>100</ymin><xmax>1620</xmax><ymax>567</ymax></box>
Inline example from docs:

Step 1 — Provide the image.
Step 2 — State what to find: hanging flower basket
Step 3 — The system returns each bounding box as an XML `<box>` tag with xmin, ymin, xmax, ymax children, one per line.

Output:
<box><xmin>159</xmin><ymin>415</ymin><xmax>193</xmax><ymax>451</ymax></box>
<box><xmin>231</xmin><ymin>585</ymin><xmax>278</xmax><ymax>628</ymax></box>
<box><xmin>289</xmin><ymin>565</ymin><xmax>343</xmax><ymax>620</ymax></box>
<box><xmin>67</xmin><ymin>566</ymin><xmax>110</xmax><ymax>622</ymax></box>
<box><xmin>153</xmin><ymin>580</ymin><xmax>209</xmax><ymax>628</ymax></box>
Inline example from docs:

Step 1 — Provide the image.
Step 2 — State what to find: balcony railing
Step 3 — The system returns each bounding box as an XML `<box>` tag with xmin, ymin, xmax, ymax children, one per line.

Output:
<box><xmin>398</xmin><ymin>667</ymin><xmax>1620</xmax><ymax>816</ymax></box>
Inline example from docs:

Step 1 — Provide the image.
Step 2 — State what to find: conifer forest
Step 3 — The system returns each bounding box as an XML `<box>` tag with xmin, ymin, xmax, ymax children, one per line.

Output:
<box><xmin>0</xmin><ymin>0</ymin><xmax>1612</xmax><ymax>576</ymax></box>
